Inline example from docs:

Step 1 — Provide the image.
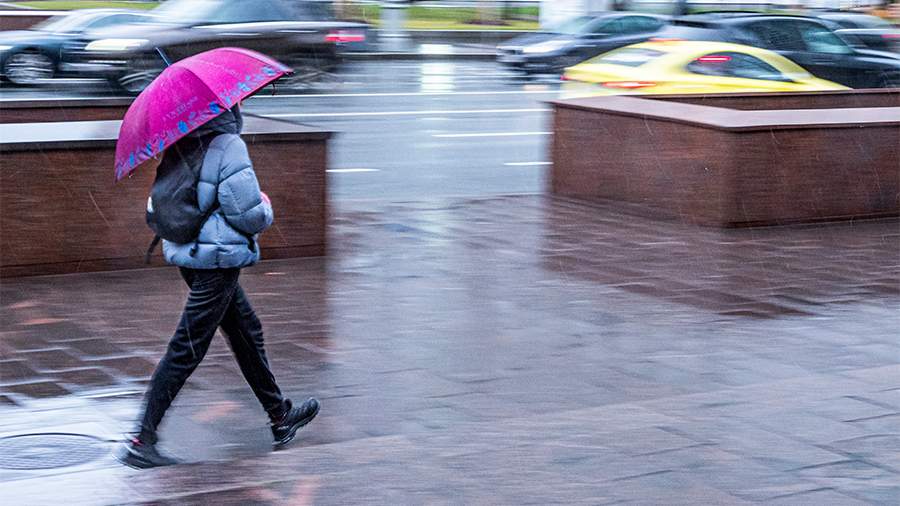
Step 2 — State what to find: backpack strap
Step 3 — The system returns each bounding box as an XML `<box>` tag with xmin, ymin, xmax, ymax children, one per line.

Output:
<box><xmin>145</xmin><ymin>235</ymin><xmax>161</xmax><ymax>265</ymax></box>
<box><xmin>150</xmin><ymin>134</ymin><xmax>258</xmax><ymax>261</ymax></box>
<box><xmin>189</xmin><ymin>139</ymin><xmax>257</xmax><ymax>257</ymax></box>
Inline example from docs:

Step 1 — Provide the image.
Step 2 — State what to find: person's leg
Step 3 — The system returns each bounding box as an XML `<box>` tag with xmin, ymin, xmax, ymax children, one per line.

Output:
<box><xmin>217</xmin><ymin>282</ymin><xmax>287</xmax><ymax>419</ymax></box>
<box><xmin>218</xmin><ymin>280</ymin><xmax>320</xmax><ymax>447</ymax></box>
<box><xmin>137</xmin><ymin>267</ymin><xmax>241</xmax><ymax>444</ymax></box>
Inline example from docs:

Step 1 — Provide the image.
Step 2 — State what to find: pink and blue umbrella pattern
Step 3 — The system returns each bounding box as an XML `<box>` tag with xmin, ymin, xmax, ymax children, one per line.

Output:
<box><xmin>114</xmin><ymin>47</ymin><xmax>292</xmax><ymax>181</ymax></box>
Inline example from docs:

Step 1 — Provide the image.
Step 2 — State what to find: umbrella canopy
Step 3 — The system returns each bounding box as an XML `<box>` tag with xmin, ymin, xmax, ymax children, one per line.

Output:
<box><xmin>114</xmin><ymin>47</ymin><xmax>291</xmax><ymax>181</ymax></box>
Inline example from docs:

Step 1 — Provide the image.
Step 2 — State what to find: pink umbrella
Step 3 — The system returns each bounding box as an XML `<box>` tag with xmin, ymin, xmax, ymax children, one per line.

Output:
<box><xmin>115</xmin><ymin>47</ymin><xmax>292</xmax><ymax>181</ymax></box>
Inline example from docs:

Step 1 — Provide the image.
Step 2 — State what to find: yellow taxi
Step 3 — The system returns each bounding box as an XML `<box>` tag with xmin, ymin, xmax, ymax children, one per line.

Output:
<box><xmin>561</xmin><ymin>40</ymin><xmax>847</xmax><ymax>97</ymax></box>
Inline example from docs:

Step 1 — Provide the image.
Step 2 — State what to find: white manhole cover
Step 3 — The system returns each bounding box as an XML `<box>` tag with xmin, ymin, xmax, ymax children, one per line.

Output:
<box><xmin>0</xmin><ymin>433</ymin><xmax>109</xmax><ymax>470</ymax></box>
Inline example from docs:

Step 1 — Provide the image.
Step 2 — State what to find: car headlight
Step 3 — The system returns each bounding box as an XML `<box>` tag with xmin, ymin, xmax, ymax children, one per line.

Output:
<box><xmin>85</xmin><ymin>39</ymin><xmax>148</xmax><ymax>52</ymax></box>
<box><xmin>523</xmin><ymin>40</ymin><xmax>571</xmax><ymax>54</ymax></box>
<box><xmin>0</xmin><ymin>45</ymin><xmax>13</xmax><ymax>52</ymax></box>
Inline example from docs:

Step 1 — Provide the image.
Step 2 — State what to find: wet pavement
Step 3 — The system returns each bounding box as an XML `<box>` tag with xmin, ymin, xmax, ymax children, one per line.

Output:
<box><xmin>1</xmin><ymin>195</ymin><xmax>899</xmax><ymax>504</ymax></box>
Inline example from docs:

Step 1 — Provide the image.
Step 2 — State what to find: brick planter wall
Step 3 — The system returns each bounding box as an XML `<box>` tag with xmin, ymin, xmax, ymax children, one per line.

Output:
<box><xmin>0</xmin><ymin>116</ymin><xmax>331</xmax><ymax>277</ymax></box>
<box><xmin>550</xmin><ymin>92</ymin><xmax>900</xmax><ymax>227</ymax></box>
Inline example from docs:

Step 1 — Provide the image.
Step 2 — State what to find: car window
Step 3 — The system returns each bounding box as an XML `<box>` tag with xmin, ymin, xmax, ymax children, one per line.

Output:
<box><xmin>686</xmin><ymin>52</ymin><xmax>791</xmax><ymax>82</ymax></box>
<box><xmin>34</xmin><ymin>12</ymin><xmax>98</xmax><ymax>32</ymax></box>
<box><xmin>84</xmin><ymin>15</ymin><xmax>114</xmax><ymax>30</ymax></box>
<box><xmin>615</xmin><ymin>17</ymin><xmax>654</xmax><ymax>34</ymax></box>
<box><xmin>598</xmin><ymin>17</ymin><xmax>654</xmax><ymax>35</ymax></box>
<box><xmin>595</xmin><ymin>48</ymin><xmax>665</xmax><ymax>67</ymax></box>
<box><xmin>822</xmin><ymin>15</ymin><xmax>891</xmax><ymax>29</ymax></box>
<box><xmin>660</xmin><ymin>25</ymin><xmax>726</xmax><ymax>42</ymax></box>
<box><xmin>551</xmin><ymin>16</ymin><xmax>596</xmax><ymax>35</ymax></box>
<box><xmin>825</xmin><ymin>19</ymin><xmax>859</xmax><ymax>29</ymax></box>
<box><xmin>286</xmin><ymin>1</ymin><xmax>333</xmax><ymax>21</ymax></box>
<box><xmin>205</xmin><ymin>1</ymin><xmax>290</xmax><ymax>24</ymax></box>
<box><xmin>581</xmin><ymin>19</ymin><xmax>608</xmax><ymax>35</ymax></box>
<box><xmin>86</xmin><ymin>14</ymin><xmax>143</xmax><ymax>30</ymax></box>
<box><xmin>152</xmin><ymin>0</ymin><xmax>221</xmax><ymax>24</ymax></box>
<box><xmin>593</xmin><ymin>19</ymin><xmax>625</xmax><ymax>35</ymax></box>
<box><xmin>631</xmin><ymin>16</ymin><xmax>663</xmax><ymax>32</ymax></box>
<box><xmin>743</xmin><ymin>21</ymin><xmax>806</xmax><ymax>51</ymax></box>
<box><xmin>794</xmin><ymin>22</ymin><xmax>854</xmax><ymax>54</ymax></box>
<box><xmin>121</xmin><ymin>14</ymin><xmax>147</xmax><ymax>24</ymax></box>
<box><xmin>862</xmin><ymin>37</ymin><xmax>899</xmax><ymax>52</ymax></box>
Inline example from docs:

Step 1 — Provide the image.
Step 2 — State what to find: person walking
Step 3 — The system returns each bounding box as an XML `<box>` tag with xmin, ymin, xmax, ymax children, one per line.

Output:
<box><xmin>117</xmin><ymin>105</ymin><xmax>319</xmax><ymax>469</ymax></box>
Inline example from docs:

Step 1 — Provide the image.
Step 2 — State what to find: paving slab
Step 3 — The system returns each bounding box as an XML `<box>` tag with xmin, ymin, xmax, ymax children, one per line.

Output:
<box><xmin>0</xmin><ymin>195</ymin><xmax>898</xmax><ymax>504</ymax></box>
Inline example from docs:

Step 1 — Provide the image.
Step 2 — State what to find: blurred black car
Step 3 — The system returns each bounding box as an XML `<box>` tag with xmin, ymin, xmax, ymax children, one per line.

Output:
<box><xmin>660</xmin><ymin>13</ymin><xmax>900</xmax><ymax>88</ymax></box>
<box><xmin>63</xmin><ymin>0</ymin><xmax>369</xmax><ymax>92</ymax></box>
<box><xmin>811</xmin><ymin>11</ymin><xmax>899</xmax><ymax>53</ymax></box>
<box><xmin>835</xmin><ymin>28</ymin><xmax>900</xmax><ymax>54</ymax></box>
<box><xmin>496</xmin><ymin>12</ymin><xmax>668</xmax><ymax>74</ymax></box>
<box><xmin>812</xmin><ymin>10</ymin><xmax>894</xmax><ymax>29</ymax></box>
<box><xmin>0</xmin><ymin>9</ymin><xmax>151</xmax><ymax>85</ymax></box>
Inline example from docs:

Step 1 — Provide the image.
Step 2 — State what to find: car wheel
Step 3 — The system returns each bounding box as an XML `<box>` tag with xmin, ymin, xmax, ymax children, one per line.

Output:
<box><xmin>3</xmin><ymin>51</ymin><xmax>54</xmax><ymax>85</ymax></box>
<box><xmin>117</xmin><ymin>57</ymin><xmax>164</xmax><ymax>94</ymax></box>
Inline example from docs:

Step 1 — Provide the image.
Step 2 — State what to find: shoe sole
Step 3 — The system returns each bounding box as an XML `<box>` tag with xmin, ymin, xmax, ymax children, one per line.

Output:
<box><xmin>115</xmin><ymin>447</ymin><xmax>172</xmax><ymax>470</ymax></box>
<box><xmin>272</xmin><ymin>402</ymin><xmax>320</xmax><ymax>449</ymax></box>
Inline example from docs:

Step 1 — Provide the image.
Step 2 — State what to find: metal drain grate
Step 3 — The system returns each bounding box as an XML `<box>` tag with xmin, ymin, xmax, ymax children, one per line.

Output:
<box><xmin>0</xmin><ymin>433</ymin><xmax>109</xmax><ymax>470</ymax></box>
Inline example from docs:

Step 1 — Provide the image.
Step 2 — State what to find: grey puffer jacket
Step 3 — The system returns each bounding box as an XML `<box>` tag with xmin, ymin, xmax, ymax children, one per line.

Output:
<box><xmin>157</xmin><ymin>107</ymin><xmax>273</xmax><ymax>269</ymax></box>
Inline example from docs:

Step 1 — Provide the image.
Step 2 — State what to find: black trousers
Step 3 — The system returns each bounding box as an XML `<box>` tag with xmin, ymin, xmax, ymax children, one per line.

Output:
<box><xmin>138</xmin><ymin>267</ymin><xmax>286</xmax><ymax>443</ymax></box>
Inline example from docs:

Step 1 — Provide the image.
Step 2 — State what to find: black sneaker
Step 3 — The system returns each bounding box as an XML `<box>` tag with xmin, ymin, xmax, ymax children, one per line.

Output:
<box><xmin>271</xmin><ymin>397</ymin><xmax>320</xmax><ymax>448</ymax></box>
<box><xmin>115</xmin><ymin>437</ymin><xmax>179</xmax><ymax>469</ymax></box>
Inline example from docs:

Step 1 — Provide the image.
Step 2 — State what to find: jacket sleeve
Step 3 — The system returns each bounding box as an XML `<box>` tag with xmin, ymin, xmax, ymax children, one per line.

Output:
<box><xmin>217</xmin><ymin>135</ymin><xmax>274</xmax><ymax>236</ymax></box>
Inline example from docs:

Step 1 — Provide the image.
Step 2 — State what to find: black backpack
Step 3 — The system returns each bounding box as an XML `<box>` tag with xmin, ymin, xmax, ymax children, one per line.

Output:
<box><xmin>144</xmin><ymin>135</ymin><xmax>254</xmax><ymax>263</ymax></box>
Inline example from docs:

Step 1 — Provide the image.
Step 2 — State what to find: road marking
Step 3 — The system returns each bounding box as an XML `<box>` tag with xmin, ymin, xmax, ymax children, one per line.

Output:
<box><xmin>327</xmin><ymin>168</ymin><xmax>381</xmax><ymax>173</ymax></box>
<box><xmin>267</xmin><ymin>108</ymin><xmax>547</xmax><ymax>119</ymax></box>
<box><xmin>434</xmin><ymin>131</ymin><xmax>552</xmax><ymax>138</ymax></box>
<box><xmin>504</xmin><ymin>161</ymin><xmax>552</xmax><ymax>166</ymax></box>
<box><xmin>251</xmin><ymin>89</ymin><xmax>559</xmax><ymax>99</ymax></box>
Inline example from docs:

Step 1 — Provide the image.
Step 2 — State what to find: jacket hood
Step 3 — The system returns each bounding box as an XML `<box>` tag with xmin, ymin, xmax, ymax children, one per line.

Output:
<box><xmin>190</xmin><ymin>105</ymin><xmax>243</xmax><ymax>137</ymax></box>
<box><xmin>157</xmin><ymin>106</ymin><xmax>242</xmax><ymax>185</ymax></box>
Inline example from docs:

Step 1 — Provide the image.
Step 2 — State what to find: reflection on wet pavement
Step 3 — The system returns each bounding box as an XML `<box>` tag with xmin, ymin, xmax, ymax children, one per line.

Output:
<box><xmin>1</xmin><ymin>195</ymin><xmax>898</xmax><ymax>504</ymax></box>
